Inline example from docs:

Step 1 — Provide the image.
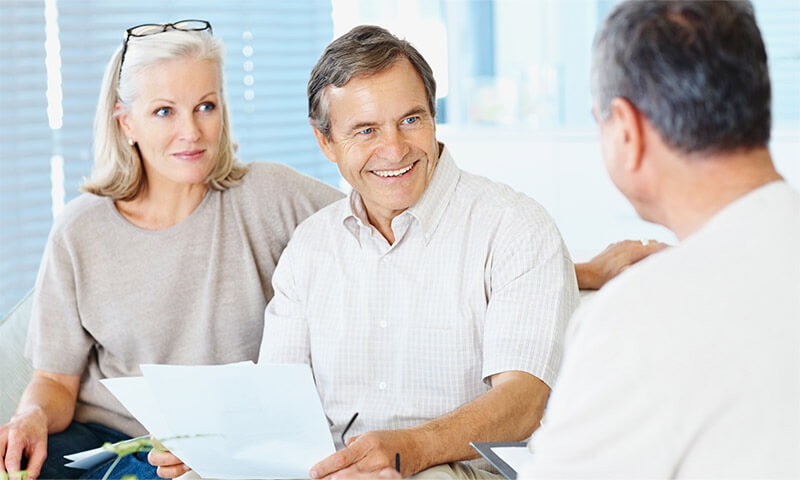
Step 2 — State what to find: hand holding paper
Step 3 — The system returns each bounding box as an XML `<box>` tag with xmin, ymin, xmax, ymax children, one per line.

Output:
<box><xmin>98</xmin><ymin>362</ymin><xmax>335</xmax><ymax>479</ymax></box>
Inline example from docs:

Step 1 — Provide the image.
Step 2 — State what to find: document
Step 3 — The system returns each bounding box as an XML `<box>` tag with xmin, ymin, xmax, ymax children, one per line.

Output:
<box><xmin>64</xmin><ymin>437</ymin><xmax>133</xmax><ymax>470</ymax></box>
<box><xmin>471</xmin><ymin>442</ymin><xmax>531</xmax><ymax>480</ymax></box>
<box><xmin>97</xmin><ymin>362</ymin><xmax>335</xmax><ymax>479</ymax></box>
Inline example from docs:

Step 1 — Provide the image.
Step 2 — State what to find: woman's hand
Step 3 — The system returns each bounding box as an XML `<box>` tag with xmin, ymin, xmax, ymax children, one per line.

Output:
<box><xmin>148</xmin><ymin>442</ymin><xmax>192</xmax><ymax>479</ymax></box>
<box><xmin>575</xmin><ymin>239</ymin><xmax>669</xmax><ymax>290</ymax></box>
<box><xmin>1</xmin><ymin>370</ymin><xmax>80</xmax><ymax>480</ymax></box>
<box><xmin>0</xmin><ymin>406</ymin><xmax>49</xmax><ymax>480</ymax></box>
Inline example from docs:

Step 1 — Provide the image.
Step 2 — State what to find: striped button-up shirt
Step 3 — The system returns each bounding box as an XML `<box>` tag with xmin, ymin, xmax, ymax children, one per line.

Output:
<box><xmin>260</xmin><ymin>147</ymin><xmax>578</xmax><ymax>448</ymax></box>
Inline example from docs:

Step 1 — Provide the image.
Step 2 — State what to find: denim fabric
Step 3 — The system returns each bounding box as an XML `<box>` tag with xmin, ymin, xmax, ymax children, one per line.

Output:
<box><xmin>38</xmin><ymin>421</ymin><xmax>158</xmax><ymax>480</ymax></box>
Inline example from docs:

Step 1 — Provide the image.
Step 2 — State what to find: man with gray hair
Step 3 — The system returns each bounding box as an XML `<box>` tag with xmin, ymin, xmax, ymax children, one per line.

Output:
<box><xmin>259</xmin><ymin>25</ymin><xmax>579</xmax><ymax>479</ymax></box>
<box><xmin>517</xmin><ymin>1</ymin><xmax>800</xmax><ymax>477</ymax></box>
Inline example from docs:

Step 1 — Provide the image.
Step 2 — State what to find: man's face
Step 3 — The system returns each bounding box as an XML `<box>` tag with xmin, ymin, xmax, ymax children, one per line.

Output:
<box><xmin>314</xmin><ymin>58</ymin><xmax>439</xmax><ymax>227</ymax></box>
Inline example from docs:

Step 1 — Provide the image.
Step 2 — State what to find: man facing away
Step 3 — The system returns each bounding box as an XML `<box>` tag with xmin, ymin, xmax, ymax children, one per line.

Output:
<box><xmin>259</xmin><ymin>25</ymin><xmax>579</xmax><ymax>479</ymax></box>
<box><xmin>517</xmin><ymin>1</ymin><xmax>800</xmax><ymax>477</ymax></box>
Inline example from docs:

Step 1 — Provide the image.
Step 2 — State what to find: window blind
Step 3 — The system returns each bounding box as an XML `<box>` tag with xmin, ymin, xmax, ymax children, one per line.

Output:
<box><xmin>1</xmin><ymin>0</ymin><xmax>335</xmax><ymax>316</ymax></box>
<box><xmin>57</xmin><ymin>0</ymin><xmax>338</xmax><ymax>206</ymax></box>
<box><xmin>0</xmin><ymin>1</ymin><xmax>51</xmax><ymax>316</ymax></box>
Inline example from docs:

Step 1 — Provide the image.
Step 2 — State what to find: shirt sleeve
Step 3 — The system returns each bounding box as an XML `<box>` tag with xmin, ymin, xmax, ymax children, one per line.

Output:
<box><xmin>517</xmin><ymin>298</ymin><xmax>673</xmax><ymax>478</ymax></box>
<box><xmin>25</xmin><ymin>231</ymin><xmax>94</xmax><ymax>375</ymax></box>
<box><xmin>258</xmin><ymin>236</ymin><xmax>312</xmax><ymax>366</ymax></box>
<box><xmin>481</xmin><ymin>201</ymin><xmax>579</xmax><ymax>387</ymax></box>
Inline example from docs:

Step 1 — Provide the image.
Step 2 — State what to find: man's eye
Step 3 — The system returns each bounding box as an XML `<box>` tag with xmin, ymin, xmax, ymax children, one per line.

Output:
<box><xmin>154</xmin><ymin>107</ymin><xmax>171</xmax><ymax>117</ymax></box>
<box><xmin>402</xmin><ymin>116</ymin><xmax>418</xmax><ymax>125</ymax></box>
<box><xmin>359</xmin><ymin>127</ymin><xmax>374</xmax><ymax>135</ymax></box>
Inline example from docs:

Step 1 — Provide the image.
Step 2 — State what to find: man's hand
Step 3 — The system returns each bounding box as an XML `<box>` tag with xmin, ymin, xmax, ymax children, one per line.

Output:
<box><xmin>147</xmin><ymin>443</ymin><xmax>191</xmax><ymax>479</ymax></box>
<box><xmin>0</xmin><ymin>407</ymin><xmax>49</xmax><ymax>480</ymax></box>
<box><xmin>310</xmin><ymin>430</ymin><xmax>415</xmax><ymax>479</ymax></box>
<box><xmin>320</xmin><ymin>463</ymin><xmax>402</xmax><ymax>480</ymax></box>
<box><xmin>576</xmin><ymin>239</ymin><xmax>669</xmax><ymax>290</ymax></box>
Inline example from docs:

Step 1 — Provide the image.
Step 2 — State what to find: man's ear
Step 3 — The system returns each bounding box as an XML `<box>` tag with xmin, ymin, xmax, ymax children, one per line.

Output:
<box><xmin>609</xmin><ymin>97</ymin><xmax>644</xmax><ymax>172</ymax></box>
<box><xmin>116</xmin><ymin>103</ymin><xmax>134</xmax><ymax>140</ymax></box>
<box><xmin>311</xmin><ymin>124</ymin><xmax>337</xmax><ymax>164</ymax></box>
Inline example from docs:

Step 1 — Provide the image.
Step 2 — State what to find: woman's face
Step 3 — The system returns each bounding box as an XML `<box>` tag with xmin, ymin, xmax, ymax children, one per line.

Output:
<box><xmin>117</xmin><ymin>56</ymin><xmax>222</xmax><ymax>191</ymax></box>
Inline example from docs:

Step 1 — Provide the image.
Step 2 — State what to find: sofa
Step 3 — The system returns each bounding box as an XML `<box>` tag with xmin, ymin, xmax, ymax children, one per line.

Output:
<box><xmin>0</xmin><ymin>290</ymin><xmax>35</xmax><ymax>423</ymax></box>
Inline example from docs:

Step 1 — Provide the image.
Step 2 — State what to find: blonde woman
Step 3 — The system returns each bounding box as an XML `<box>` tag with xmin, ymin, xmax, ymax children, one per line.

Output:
<box><xmin>0</xmin><ymin>21</ymin><xmax>341</xmax><ymax>480</ymax></box>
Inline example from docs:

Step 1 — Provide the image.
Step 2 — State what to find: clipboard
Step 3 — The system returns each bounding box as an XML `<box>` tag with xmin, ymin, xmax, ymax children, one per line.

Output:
<box><xmin>470</xmin><ymin>441</ymin><xmax>528</xmax><ymax>480</ymax></box>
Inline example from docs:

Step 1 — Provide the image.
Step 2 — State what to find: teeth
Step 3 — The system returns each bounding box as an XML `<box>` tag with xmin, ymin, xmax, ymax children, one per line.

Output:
<box><xmin>373</xmin><ymin>164</ymin><xmax>414</xmax><ymax>177</ymax></box>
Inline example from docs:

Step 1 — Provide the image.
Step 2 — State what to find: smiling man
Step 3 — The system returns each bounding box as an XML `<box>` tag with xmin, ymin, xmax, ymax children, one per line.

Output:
<box><xmin>257</xmin><ymin>25</ymin><xmax>578</xmax><ymax>479</ymax></box>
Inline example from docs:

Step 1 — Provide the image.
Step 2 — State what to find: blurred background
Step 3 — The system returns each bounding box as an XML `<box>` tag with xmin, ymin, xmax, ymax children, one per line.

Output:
<box><xmin>2</xmin><ymin>0</ymin><xmax>799</xmax><ymax>316</ymax></box>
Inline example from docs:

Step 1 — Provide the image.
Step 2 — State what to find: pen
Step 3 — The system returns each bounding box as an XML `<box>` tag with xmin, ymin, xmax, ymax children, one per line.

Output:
<box><xmin>395</xmin><ymin>452</ymin><xmax>400</xmax><ymax>472</ymax></box>
<box><xmin>341</xmin><ymin>412</ymin><xmax>359</xmax><ymax>446</ymax></box>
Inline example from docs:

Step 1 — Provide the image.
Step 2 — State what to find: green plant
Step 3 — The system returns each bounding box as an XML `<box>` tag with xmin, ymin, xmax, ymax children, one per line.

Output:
<box><xmin>100</xmin><ymin>434</ymin><xmax>212</xmax><ymax>480</ymax></box>
<box><xmin>0</xmin><ymin>471</ymin><xmax>29</xmax><ymax>480</ymax></box>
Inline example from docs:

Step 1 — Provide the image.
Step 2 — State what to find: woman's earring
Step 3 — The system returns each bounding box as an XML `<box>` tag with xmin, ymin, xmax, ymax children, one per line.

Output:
<box><xmin>128</xmin><ymin>138</ymin><xmax>135</xmax><ymax>146</ymax></box>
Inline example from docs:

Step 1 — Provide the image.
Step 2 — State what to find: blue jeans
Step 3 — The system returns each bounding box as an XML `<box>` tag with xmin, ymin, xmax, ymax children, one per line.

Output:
<box><xmin>39</xmin><ymin>421</ymin><xmax>159</xmax><ymax>480</ymax></box>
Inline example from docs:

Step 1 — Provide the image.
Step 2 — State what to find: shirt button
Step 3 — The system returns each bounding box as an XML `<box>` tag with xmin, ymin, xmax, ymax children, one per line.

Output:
<box><xmin>379</xmin><ymin>382</ymin><xmax>387</xmax><ymax>390</ymax></box>
<box><xmin>379</xmin><ymin>321</ymin><xmax>387</xmax><ymax>329</ymax></box>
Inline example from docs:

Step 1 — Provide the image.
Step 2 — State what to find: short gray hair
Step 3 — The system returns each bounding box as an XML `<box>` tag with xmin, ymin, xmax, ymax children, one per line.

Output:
<box><xmin>591</xmin><ymin>0</ymin><xmax>770</xmax><ymax>154</ymax></box>
<box><xmin>308</xmin><ymin>25</ymin><xmax>436</xmax><ymax>139</ymax></box>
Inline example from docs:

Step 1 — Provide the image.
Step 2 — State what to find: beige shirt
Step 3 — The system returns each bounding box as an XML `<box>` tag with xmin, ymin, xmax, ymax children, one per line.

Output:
<box><xmin>26</xmin><ymin>162</ymin><xmax>343</xmax><ymax>436</ymax></box>
<box><xmin>521</xmin><ymin>181</ymin><xmax>800</xmax><ymax>478</ymax></box>
<box><xmin>260</xmin><ymin>148</ymin><xmax>579</xmax><ymax>449</ymax></box>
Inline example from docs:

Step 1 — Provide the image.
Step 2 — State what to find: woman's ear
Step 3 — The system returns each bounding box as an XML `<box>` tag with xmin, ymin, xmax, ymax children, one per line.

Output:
<box><xmin>116</xmin><ymin>102</ymin><xmax>134</xmax><ymax>140</ymax></box>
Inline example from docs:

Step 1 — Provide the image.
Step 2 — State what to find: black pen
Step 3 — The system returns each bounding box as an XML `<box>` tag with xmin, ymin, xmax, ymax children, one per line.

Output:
<box><xmin>341</xmin><ymin>412</ymin><xmax>359</xmax><ymax>446</ymax></box>
<box><xmin>395</xmin><ymin>452</ymin><xmax>400</xmax><ymax>472</ymax></box>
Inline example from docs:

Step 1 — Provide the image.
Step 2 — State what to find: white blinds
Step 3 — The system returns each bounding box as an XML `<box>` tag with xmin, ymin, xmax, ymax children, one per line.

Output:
<box><xmin>0</xmin><ymin>1</ymin><xmax>51</xmax><ymax>316</ymax></box>
<box><xmin>0</xmin><ymin>1</ymin><xmax>336</xmax><ymax>316</ymax></box>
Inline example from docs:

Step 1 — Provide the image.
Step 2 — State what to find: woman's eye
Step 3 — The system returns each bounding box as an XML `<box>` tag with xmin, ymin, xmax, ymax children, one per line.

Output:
<box><xmin>154</xmin><ymin>107</ymin><xmax>171</xmax><ymax>117</ymax></box>
<box><xmin>358</xmin><ymin>127</ymin><xmax>374</xmax><ymax>135</ymax></box>
<box><xmin>198</xmin><ymin>102</ymin><xmax>216</xmax><ymax>112</ymax></box>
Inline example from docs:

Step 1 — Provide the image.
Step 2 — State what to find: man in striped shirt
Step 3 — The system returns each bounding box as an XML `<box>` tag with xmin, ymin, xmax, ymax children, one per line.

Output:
<box><xmin>258</xmin><ymin>25</ymin><xmax>578</xmax><ymax>479</ymax></box>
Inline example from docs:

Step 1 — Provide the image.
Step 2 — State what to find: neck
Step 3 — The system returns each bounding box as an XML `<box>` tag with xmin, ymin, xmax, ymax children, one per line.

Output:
<box><xmin>367</xmin><ymin>209</ymin><xmax>401</xmax><ymax>245</ymax></box>
<box><xmin>654</xmin><ymin>147</ymin><xmax>781</xmax><ymax>240</ymax></box>
<box><xmin>116</xmin><ymin>181</ymin><xmax>209</xmax><ymax>230</ymax></box>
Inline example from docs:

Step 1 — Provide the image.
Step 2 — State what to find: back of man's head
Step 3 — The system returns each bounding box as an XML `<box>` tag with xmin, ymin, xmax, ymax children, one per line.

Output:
<box><xmin>591</xmin><ymin>0</ymin><xmax>770</xmax><ymax>155</ymax></box>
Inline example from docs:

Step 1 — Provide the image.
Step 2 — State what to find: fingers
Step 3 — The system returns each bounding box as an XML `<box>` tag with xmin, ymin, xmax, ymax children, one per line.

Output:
<box><xmin>156</xmin><ymin>463</ymin><xmax>191</xmax><ymax>479</ymax></box>
<box><xmin>310</xmin><ymin>446</ymin><xmax>358</xmax><ymax>479</ymax></box>
<box><xmin>147</xmin><ymin>449</ymin><xmax>182</xmax><ymax>466</ymax></box>
<box><xmin>3</xmin><ymin>440</ymin><xmax>23</xmax><ymax>479</ymax></box>
<box><xmin>0</xmin><ymin>429</ymin><xmax>8</xmax><ymax>475</ymax></box>
<box><xmin>25</xmin><ymin>440</ymin><xmax>47</xmax><ymax>480</ymax></box>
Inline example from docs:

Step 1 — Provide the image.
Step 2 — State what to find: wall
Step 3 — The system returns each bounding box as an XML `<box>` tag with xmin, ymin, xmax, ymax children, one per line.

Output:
<box><xmin>439</xmin><ymin>125</ymin><xmax>800</xmax><ymax>261</ymax></box>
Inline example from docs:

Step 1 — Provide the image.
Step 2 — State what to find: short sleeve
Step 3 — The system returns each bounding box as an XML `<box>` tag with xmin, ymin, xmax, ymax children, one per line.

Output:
<box><xmin>481</xmin><ymin>202</ymin><xmax>579</xmax><ymax>387</ymax></box>
<box><xmin>25</xmin><ymin>232</ymin><xmax>94</xmax><ymax>375</ymax></box>
<box><xmin>258</xmin><ymin>238</ymin><xmax>311</xmax><ymax>365</ymax></box>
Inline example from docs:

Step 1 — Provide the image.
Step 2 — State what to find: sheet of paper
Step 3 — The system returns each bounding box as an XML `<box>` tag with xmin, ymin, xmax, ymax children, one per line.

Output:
<box><xmin>101</xmin><ymin>362</ymin><xmax>334</xmax><ymax>479</ymax></box>
<box><xmin>64</xmin><ymin>435</ymin><xmax>149</xmax><ymax>469</ymax></box>
<box><xmin>492</xmin><ymin>446</ymin><xmax>533</xmax><ymax>475</ymax></box>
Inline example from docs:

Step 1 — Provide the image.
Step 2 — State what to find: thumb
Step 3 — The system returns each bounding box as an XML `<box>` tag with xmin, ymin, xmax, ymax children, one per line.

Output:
<box><xmin>345</xmin><ymin>435</ymin><xmax>360</xmax><ymax>447</ymax></box>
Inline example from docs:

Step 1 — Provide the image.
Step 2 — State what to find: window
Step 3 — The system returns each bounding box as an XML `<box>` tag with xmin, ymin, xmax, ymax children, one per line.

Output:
<box><xmin>331</xmin><ymin>0</ymin><xmax>799</xmax><ymax>258</ymax></box>
<box><xmin>0</xmin><ymin>0</ymin><xmax>336</xmax><ymax>316</ymax></box>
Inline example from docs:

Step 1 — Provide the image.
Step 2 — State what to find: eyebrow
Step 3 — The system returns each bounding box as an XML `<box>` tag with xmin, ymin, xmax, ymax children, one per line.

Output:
<box><xmin>345</xmin><ymin>106</ymin><xmax>429</xmax><ymax>132</ymax></box>
<box><xmin>149</xmin><ymin>91</ymin><xmax>218</xmax><ymax>105</ymax></box>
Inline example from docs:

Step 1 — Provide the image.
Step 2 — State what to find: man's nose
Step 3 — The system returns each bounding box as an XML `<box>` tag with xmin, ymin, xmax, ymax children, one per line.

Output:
<box><xmin>376</xmin><ymin>127</ymin><xmax>409</xmax><ymax>160</ymax></box>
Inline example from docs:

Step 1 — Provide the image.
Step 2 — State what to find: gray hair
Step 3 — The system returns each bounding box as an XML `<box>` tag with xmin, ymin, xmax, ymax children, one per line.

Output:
<box><xmin>591</xmin><ymin>0</ymin><xmax>771</xmax><ymax>154</ymax></box>
<box><xmin>308</xmin><ymin>25</ymin><xmax>437</xmax><ymax>139</ymax></box>
<box><xmin>83</xmin><ymin>28</ymin><xmax>247</xmax><ymax>200</ymax></box>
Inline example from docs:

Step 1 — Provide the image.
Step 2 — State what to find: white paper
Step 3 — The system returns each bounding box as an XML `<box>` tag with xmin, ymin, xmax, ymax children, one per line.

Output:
<box><xmin>99</xmin><ymin>362</ymin><xmax>334</xmax><ymax>479</ymax></box>
<box><xmin>492</xmin><ymin>446</ymin><xmax>533</xmax><ymax>475</ymax></box>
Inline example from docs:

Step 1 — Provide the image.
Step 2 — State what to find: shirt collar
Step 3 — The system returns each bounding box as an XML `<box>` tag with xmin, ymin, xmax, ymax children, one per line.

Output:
<box><xmin>340</xmin><ymin>144</ymin><xmax>461</xmax><ymax>244</ymax></box>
